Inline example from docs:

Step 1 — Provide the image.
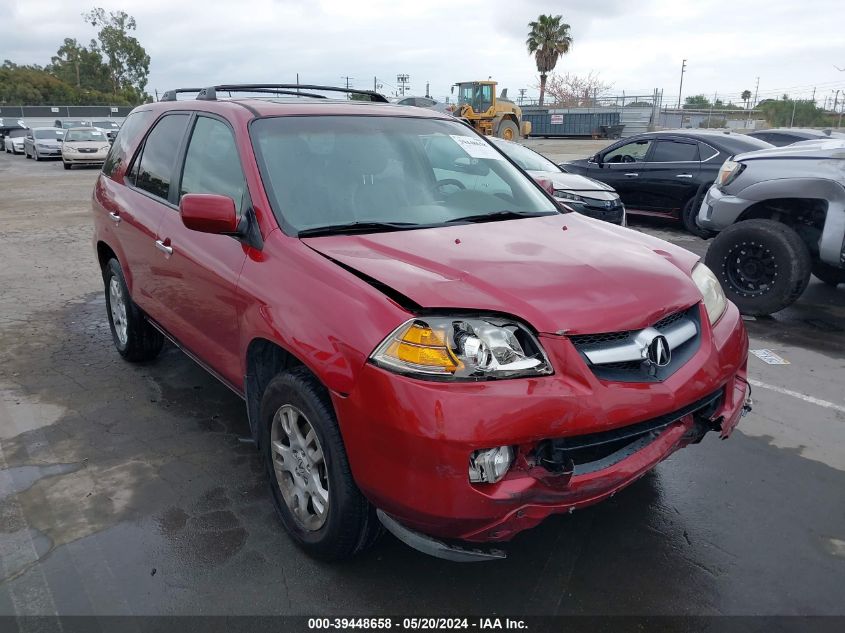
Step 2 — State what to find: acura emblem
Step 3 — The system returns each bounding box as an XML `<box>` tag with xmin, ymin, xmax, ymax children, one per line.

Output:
<box><xmin>646</xmin><ymin>335</ymin><xmax>671</xmax><ymax>367</ymax></box>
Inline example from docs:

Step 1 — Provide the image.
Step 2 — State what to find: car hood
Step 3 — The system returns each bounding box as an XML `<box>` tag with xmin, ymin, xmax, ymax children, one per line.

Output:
<box><xmin>527</xmin><ymin>170</ymin><xmax>618</xmax><ymax>200</ymax></box>
<box><xmin>35</xmin><ymin>138</ymin><xmax>63</xmax><ymax>146</ymax></box>
<box><xmin>736</xmin><ymin>138</ymin><xmax>845</xmax><ymax>161</ymax></box>
<box><xmin>302</xmin><ymin>214</ymin><xmax>702</xmax><ymax>335</ymax></box>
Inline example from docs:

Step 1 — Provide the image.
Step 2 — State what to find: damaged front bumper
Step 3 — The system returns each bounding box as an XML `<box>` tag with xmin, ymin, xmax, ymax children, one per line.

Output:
<box><xmin>333</xmin><ymin>301</ymin><xmax>750</xmax><ymax>557</ymax></box>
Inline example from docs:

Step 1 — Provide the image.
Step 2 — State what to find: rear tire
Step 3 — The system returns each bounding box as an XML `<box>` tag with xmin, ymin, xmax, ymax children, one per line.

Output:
<box><xmin>260</xmin><ymin>367</ymin><xmax>381</xmax><ymax>561</ymax></box>
<box><xmin>103</xmin><ymin>258</ymin><xmax>164</xmax><ymax>362</ymax></box>
<box><xmin>812</xmin><ymin>262</ymin><xmax>845</xmax><ymax>287</ymax></box>
<box><xmin>705</xmin><ymin>219</ymin><xmax>811</xmax><ymax>316</ymax></box>
<box><xmin>63</xmin><ymin>162</ymin><xmax>72</xmax><ymax>170</ymax></box>
<box><xmin>681</xmin><ymin>195</ymin><xmax>713</xmax><ymax>238</ymax></box>
<box><xmin>497</xmin><ymin>120</ymin><xmax>519</xmax><ymax>141</ymax></box>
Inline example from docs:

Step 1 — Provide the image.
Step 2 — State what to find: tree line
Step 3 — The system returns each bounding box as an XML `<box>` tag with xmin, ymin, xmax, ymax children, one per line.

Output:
<box><xmin>0</xmin><ymin>8</ymin><xmax>150</xmax><ymax>106</ymax></box>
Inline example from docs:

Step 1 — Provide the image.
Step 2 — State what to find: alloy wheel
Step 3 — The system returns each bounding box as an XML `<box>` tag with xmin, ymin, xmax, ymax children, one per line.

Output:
<box><xmin>270</xmin><ymin>404</ymin><xmax>330</xmax><ymax>531</ymax></box>
<box><xmin>108</xmin><ymin>277</ymin><xmax>128</xmax><ymax>345</ymax></box>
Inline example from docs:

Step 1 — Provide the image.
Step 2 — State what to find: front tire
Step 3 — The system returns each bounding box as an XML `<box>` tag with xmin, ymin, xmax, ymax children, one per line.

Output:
<box><xmin>705</xmin><ymin>219</ymin><xmax>811</xmax><ymax>315</ymax></box>
<box><xmin>812</xmin><ymin>262</ymin><xmax>845</xmax><ymax>287</ymax></box>
<box><xmin>63</xmin><ymin>161</ymin><xmax>72</xmax><ymax>170</ymax></box>
<box><xmin>103</xmin><ymin>258</ymin><xmax>164</xmax><ymax>362</ymax></box>
<box><xmin>33</xmin><ymin>149</ymin><xmax>39</xmax><ymax>161</ymax></box>
<box><xmin>497</xmin><ymin>120</ymin><xmax>519</xmax><ymax>141</ymax></box>
<box><xmin>260</xmin><ymin>367</ymin><xmax>381</xmax><ymax>561</ymax></box>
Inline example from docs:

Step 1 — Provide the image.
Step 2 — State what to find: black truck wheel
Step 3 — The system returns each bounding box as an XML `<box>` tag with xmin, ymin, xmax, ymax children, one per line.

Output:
<box><xmin>705</xmin><ymin>219</ymin><xmax>811</xmax><ymax>316</ymax></box>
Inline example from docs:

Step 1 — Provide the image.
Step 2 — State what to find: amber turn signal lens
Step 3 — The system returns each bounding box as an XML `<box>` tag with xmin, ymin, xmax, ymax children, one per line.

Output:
<box><xmin>386</xmin><ymin>340</ymin><xmax>458</xmax><ymax>370</ymax></box>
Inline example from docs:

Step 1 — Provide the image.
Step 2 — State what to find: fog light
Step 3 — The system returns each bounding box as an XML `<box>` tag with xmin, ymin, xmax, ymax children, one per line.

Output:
<box><xmin>468</xmin><ymin>446</ymin><xmax>513</xmax><ymax>483</ymax></box>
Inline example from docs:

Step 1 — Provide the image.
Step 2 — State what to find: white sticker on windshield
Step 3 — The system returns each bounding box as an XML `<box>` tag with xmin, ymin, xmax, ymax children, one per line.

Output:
<box><xmin>449</xmin><ymin>135</ymin><xmax>504</xmax><ymax>160</ymax></box>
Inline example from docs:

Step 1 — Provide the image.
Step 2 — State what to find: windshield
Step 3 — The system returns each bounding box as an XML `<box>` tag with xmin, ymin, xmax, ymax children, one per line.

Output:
<box><xmin>251</xmin><ymin>116</ymin><xmax>557</xmax><ymax>235</ymax></box>
<box><xmin>60</xmin><ymin>120</ymin><xmax>89</xmax><ymax>129</ymax></box>
<box><xmin>492</xmin><ymin>139</ymin><xmax>560</xmax><ymax>172</ymax></box>
<box><xmin>65</xmin><ymin>129</ymin><xmax>106</xmax><ymax>142</ymax></box>
<box><xmin>34</xmin><ymin>129</ymin><xmax>65</xmax><ymax>139</ymax></box>
<box><xmin>8</xmin><ymin>129</ymin><xmax>28</xmax><ymax>138</ymax></box>
<box><xmin>92</xmin><ymin>121</ymin><xmax>120</xmax><ymax>129</ymax></box>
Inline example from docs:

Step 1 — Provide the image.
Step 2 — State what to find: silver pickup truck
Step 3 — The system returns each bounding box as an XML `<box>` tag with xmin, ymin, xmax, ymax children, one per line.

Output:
<box><xmin>698</xmin><ymin>139</ymin><xmax>845</xmax><ymax>315</ymax></box>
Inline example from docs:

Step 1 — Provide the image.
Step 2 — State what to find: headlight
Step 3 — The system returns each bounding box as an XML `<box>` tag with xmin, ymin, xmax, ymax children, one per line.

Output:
<box><xmin>64</xmin><ymin>146</ymin><xmax>77</xmax><ymax>153</ymax></box>
<box><xmin>692</xmin><ymin>263</ymin><xmax>727</xmax><ymax>324</ymax></box>
<box><xmin>370</xmin><ymin>315</ymin><xmax>553</xmax><ymax>380</ymax></box>
<box><xmin>554</xmin><ymin>190</ymin><xmax>585</xmax><ymax>202</ymax></box>
<box><xmin>716</xmin><ymin>159</ymin><xmax>745</xmax><ymax>188</ymax></box>
<box><xmin>100</xmin><ymin>145</ymin><xmax>111</xmax><ymax>151</ymax></box>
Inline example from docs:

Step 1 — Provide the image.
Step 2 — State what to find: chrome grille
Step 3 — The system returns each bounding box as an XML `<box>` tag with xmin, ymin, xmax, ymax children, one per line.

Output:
<box><xmin>568</xmin><ymin>305</ymin><xmax>701</xmax><ymax>382</ymax></box>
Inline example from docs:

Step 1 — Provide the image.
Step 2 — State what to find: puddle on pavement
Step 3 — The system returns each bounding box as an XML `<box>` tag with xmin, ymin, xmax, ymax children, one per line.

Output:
<box><xmin>0</xmin><ymin>462</ymin><xmax>84</xmax><ymax>500</ymax></box>
<box><xmin>0</xmin><ymin>383</ymin><xmax>67</xmax><ymax>440</ymax></box>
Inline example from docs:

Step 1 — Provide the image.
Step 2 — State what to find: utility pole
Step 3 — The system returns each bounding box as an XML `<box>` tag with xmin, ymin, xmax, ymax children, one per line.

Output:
<box><xmin>518</xmin><ymin>88</ymin><xmax>527</xmax><ymax>105</ymax></box>
<box><xmin>811</xmin><ymin>86</ymin><xmax>816</xmax><ymax>105</ymax></box>
<box><xmin>425</xmin><ymin>81</ymin><xmax>430</xmax><ymax>98</ymax></box>
<box><xmin>752</xmin><ymin>77</ymin><xmax>759</xmax><ymax>108</ymax></box>
<box><xmin>834</xmin><ymin>89</ymin><xmax>840</xmax><ymax>112</ymax></box>
<box><xmin>341</xmin><ymin>76</ymin><xmax>354</xmax><ymax>90</ymax></box>
<box><xmin>396</xmin><ymin>74</ymin><xmax>410</xmax><ymax>97</ymax></box>
<box><xmin>708</xmin><ymin>91</ymin><xmax>716</xmax><ymax>127</ymax></box>
<box><xmin>790</xmin><ymin>99</ymin><xmax>797</xmax><ymax>127</ymax></box>
<box><xmin>676</xmin><ymin>59</ymin><xmax>687</xmax><ymax>109</ymax></box>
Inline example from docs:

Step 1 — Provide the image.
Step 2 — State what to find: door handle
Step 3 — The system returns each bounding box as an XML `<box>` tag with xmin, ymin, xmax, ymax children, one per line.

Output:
<box><xmin>624</xmin><ymin>173</ymin><xmax>639</xmax><ymax>177</ymax></box>
<box><xmin>155</xmin><ymin>240</ymin><xmax>173</xmax><ymax>256</ymax></box>
<box><xmin>108</xmin><ymin>212</ymin><xmax>121</xmax><ymax>224</ymax></box>
<box><xmin>676</xmin><ymin>174</ymin><xmax>693</xmax><ymax>178</ymax></box>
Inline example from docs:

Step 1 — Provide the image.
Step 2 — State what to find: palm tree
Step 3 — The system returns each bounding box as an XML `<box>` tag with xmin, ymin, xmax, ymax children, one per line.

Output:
<box><xmin>526</xmin><ymin>15</ymin><xmax>573</xmax><ymax>107</ymax></box>
<box><xmin>741</xmin><ymin>89</ymin><xmax>752</xmax><ymax>109</ymax></box>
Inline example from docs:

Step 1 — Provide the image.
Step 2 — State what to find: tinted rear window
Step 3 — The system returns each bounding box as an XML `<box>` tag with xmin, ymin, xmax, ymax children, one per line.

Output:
<box><xmin>133</xmin><ymin>114</ymin><xmax>191</xmax><ymax>200</ymax></box>
<box><xmin>718</xmin><ymin>135</ymin><xmax>773</xmax><ymax>154</ymax></box>
<box><xmin>650</xmin><ymin>140</ymin><xmax>699</xmax><ymax>162</ymax></box>
<box><xmin>103</xmin><ymin>110</ymin><xmax>153</xmax><ymax>177</ymax></box>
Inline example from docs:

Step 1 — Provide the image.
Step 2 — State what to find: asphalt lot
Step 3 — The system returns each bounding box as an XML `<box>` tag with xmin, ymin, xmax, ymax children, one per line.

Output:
<box><xmin>1</xmin><ymin>145</ymin><xmax>844</xmax><ymax>618</ymax></box>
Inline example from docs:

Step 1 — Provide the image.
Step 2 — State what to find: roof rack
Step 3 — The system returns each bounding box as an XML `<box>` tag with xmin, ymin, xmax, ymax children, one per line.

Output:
<box><xmin>193</xmin><ymin>84</ymin><xmax>389</xmax><ymax>103</ymax></box>
<box><xmin>159</xmin><ymin>88</ymin><xmax>204</xmax><ymax>102</ymax></box>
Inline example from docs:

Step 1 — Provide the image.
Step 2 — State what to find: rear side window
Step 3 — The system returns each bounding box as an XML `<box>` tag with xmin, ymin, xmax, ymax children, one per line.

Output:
<box><xmin>103</xmin><ymin>110</ymin><xmax>153</xmax><ymax>177</ymax></box>
<box><xmin>698</xmin><ymin>143</ymin><xmax>719</xmax><ymax>160</ymax></box>
<box><xmin>650</xmin><ymin>140</ymin><xmax>699</xmax><ymax>162</ymax></box>
<box><xmin>132</xmin><ymin>114</ymin><xmax>191</xmax><ymax>200</ymax></box>
<box><xmin>179</xmin><ymin>116</ymin><xmax>246</xmax><ymax>212</ymax></box>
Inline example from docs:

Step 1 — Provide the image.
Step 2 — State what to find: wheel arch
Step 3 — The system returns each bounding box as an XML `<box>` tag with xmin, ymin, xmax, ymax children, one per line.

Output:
<box><xmin>244</xmin><ymin>337</ymin><xmax>308</xmax><ymax>444</ymax></box>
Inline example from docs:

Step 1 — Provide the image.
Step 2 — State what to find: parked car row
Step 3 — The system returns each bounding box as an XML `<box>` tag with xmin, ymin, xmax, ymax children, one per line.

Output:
<box><xmin>561</xmin><ymin>130</ymin><xmax>775</xmax><ymax>236</ymax></box>
<box><xmin>3</xmin><ymin>125</ymin><xmax>113</xmax><ymax>168</ymax></box>
<box><xmin>553</xmin><ymin>127</ymin><xmax>844</xmax><ymax>314</ymax></box>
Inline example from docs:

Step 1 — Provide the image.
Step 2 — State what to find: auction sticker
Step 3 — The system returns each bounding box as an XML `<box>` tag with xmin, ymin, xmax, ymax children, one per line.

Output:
<box><xmin>550</xmin><ymin>114</ymin><xmax>564</xmax><ymax>124</ymax></box>
<box><xmin>450</xmin><ymin>135</ymin><xmax>504</xmax><ymax>160</ymax></box>
<box><xmin>750</xmin><ymin>349</ymin><xmax>790</xmax><ymax>365</ymax></box>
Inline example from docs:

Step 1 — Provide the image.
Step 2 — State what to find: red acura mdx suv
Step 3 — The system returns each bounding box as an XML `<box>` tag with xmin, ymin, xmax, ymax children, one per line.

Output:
<box><xmin>92</xmin><ymin>85</ymin><xmax>751</xmax><ymax>561</ymax></box>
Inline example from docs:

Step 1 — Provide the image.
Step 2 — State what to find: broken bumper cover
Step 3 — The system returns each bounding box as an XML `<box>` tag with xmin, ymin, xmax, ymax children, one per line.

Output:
<box><xmin>334</xmin><ymin>302</ymin><xmax>749</xmax><ymax>544</ymax></box>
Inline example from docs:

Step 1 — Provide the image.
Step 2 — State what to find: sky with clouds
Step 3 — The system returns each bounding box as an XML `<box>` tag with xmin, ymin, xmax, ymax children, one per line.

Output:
<box><xmin>2</xmin><ymin>0</ymin><xmax>844</xmax><ymax>107</ymax></box>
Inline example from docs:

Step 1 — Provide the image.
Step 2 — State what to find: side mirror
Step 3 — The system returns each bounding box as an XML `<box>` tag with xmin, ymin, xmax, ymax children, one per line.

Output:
<box><xmin>591</xmin><ymin>153</ymin><xmax>602</xmax><ymax>165</ymax></box>
<box><xmin>180</xmin><ymin>193</ymin><xmax>239</xmax><ymax>235</ymax></box>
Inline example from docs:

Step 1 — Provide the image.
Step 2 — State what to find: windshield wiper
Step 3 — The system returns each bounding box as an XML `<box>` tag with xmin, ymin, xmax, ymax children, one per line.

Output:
<box><xmin>444</xmin><ymin>210</ymin><xmax>553</xmax><ymax>224</ymax></box>
<box><xmin>297</xmin><ymin>221</ymin><xmax>420</xmax><ymax>238</ymax></box>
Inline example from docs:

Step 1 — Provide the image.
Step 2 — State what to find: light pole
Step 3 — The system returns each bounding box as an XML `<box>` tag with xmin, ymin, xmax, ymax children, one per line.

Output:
<box><xmin>676</xmin><ymin>59</ymin><xmax>687</xmax><ymax>109</ymax></box>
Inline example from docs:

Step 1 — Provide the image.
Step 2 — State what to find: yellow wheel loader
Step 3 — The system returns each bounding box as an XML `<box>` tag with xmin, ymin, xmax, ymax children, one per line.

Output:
<box><xmin>450</xmin><ymin>81</ymin><xmax>531</xmax><ymax>140</ymax></box>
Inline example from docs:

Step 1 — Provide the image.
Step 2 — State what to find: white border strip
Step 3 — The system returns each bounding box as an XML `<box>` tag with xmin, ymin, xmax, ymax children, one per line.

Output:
<box><xmin>748</xmin><ymin>379</ymin><xmax>845</xmax><ymax>414</ymax></box>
